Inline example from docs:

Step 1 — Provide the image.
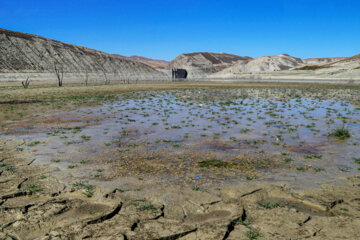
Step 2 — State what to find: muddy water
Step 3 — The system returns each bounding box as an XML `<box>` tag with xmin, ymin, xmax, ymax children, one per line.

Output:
<box><xmin>1</xmin><ymin>89</ymin><xmax>360</xmax><ymax>190</ymax></box>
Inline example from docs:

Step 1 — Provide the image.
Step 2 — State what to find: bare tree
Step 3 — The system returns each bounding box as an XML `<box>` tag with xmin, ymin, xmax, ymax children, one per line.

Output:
<box><xmin>114</xmin><ymin>71</ymin><xmax>119</xmax><ymax>84</ymax></box>
<box><xmin>97</xmin><ymin>58</ymin><xmax>110</xmax><ymax>85</ymax></box>
<box><xmin>100</xmin><ymin>67</ymin><xmax>109</xmax><ymax>85</ymax></box>
<box><xmin>54</xmin><ymin>64</ymin><xmax>64</xmax><ymax>87</ymax></box>
<box><xmin>21</xmin><ymin>77</ymin><xmax>30</xmax><ymax>88</ymax></box>
<box><xmin>123</xmin><ymin>73</ymin><xmax>131</xmax><ymax>84</ymax></box>
<box><xmin>84</xmin><ymin>70</ymin><xmax>89</xmax><ymax>86</ymax></box>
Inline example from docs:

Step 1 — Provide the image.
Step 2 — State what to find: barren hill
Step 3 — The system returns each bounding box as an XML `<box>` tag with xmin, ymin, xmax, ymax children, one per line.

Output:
<box><xmin>112</xmin><ymin>54</ymin><xmax>169</xmax><ymax>69</ymax></box>
<box><xmin>0</xmin><ymin>28</ymin><xmax>166</xmax><ymax>82</ymax></box>
<box><xmin>168</xmin><ymin>52</ymin><xmax>252</xmax><ymax>78</ymax></box>
<box><xmin>211</xmin><ymin>54</ymin><xmax>304</xmax><ymax>77</ymax></box>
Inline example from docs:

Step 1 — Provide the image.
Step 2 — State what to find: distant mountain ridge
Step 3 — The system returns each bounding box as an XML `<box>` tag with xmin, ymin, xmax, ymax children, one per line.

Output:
<box><xmin>112</xmin><ymin>54</ymin><xmax>169</xmax><ymax>69</ymax></box>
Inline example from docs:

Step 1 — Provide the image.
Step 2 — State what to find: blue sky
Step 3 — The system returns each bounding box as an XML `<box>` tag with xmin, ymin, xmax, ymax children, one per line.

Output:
<box><xmin>1</xmin><ymin>0</ymin><xmax>359</xmax><ymax>60</ymax></box>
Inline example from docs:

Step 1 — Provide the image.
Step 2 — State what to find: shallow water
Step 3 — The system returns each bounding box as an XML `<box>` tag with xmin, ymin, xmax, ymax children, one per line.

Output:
<box><xmin>2</xmin><ymin>89</ymin><xmax>360</xmax><ymax>189</ymax></box>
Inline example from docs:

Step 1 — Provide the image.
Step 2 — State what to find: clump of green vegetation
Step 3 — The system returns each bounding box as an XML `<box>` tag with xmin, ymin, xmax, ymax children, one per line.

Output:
<box><xmin>339</xmin><ymin>167</ymin><xmax>351</xmax><ymax>172</ymax></box>
<box><xmin>26</xmin><ymin>184</ymin><xmax>42</xmax><ymax>195</ymax></box>
<box><xmin>246</xmin><ymin>175</ymin><xmax>256</xmax><ymax>181</ymax></box>
<box><xmin>354</xmin><ymin>158</ymin><xmax>360</xmax><ymax>164</ymax></box>
<box><xmin>139</xmin><ymin>203</ymin><xmax>157</xmax><ymax>213</ymax></box>
<box><xmin>314</xmin><ymin>167</ymin><xmax>324</xmax><ymax>172</ymax></box>
<box><xmin>198</xmin><ymin>159</ymin><xmax>234</xmax><ymax>168</ymax></box>
<box><xmin>191</xmin><ymin>185</ymin><xmax>209</xmax><ymax>192</ymax></box>
<box><xmin>235</xmin><ymin>219</ymin><xmax>252</xmax><ymax>227</ymax></box>
<box><xmin>72</xmin><ymin>126</ymin><xmax>82</xmax><ymax>134</ymax></box>
<box><xmin>295</xmin><ymin>65</ymin><xmax>327</xmax><ymax>70</ymax></box>
<box><xmin>258</xmin><ymin>202</ymin><xmax>280</xmax><ymax>209</ymax></box>
<box><xmin>88</xmin><ymin>209</ymin><xmax>96</xmax><ymax>215</ymax></box>
<box><xmin>68</xmin><ymin>164</ymin><xmax>76</xmax><ymax>169</ymax></box>
<box><xmin>296</xmin><ymin>166</ymin><xmax>306</xmax><ymax>172</ymax></box>
<box><xmin>27</xmin><ymin>141</ymin><xmax>41</xmax><ymax>147</ymax></box>
<box><xmin>304</xmin><ymin>154</ymin><xmax>322</xmax><ymax>159</ymax></box>
<box><xmin>73</xmin><ymin>182</ymin><xmax>95</xmax><ymax>197</ymax></box>
<box><xmin>81</xmin><ymin>135</ymin><xmax>91</xmax><ymax>141</ymax></box>
<box><xmin>0</xmin><ymin>162</ymin><xmax>16</xmax><ymax>172</ymax></box>
<box><xmin>329</xmin><ymin>126</ymin><xmax>350</xmax><ymax>140</ymax></box>
<box><xmin>246</xmin><ymin>228</ymin><xmax>263</xmax><ymax>239</ymax></box>
<box><xmin>234</xmin><ymin>217</ymin><xmax>262</xmax><ymax>240</ymax></box>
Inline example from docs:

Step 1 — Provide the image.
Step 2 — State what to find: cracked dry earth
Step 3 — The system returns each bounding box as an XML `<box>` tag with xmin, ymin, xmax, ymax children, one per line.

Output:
<box><xmin>1</xmin><ymin>139</ymin><xmax>360</xmax><ymax>240</ymax></box>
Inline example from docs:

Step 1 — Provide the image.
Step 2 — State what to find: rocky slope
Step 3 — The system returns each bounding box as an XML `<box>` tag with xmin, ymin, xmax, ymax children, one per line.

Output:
<box><xmin>0</xmin><ymin>28</ymin><xmax>166</xmax><ymax>82</ymax></box>
<box><xmin>211</xmin><ymin>54</ymin><xmax>305</xmax><ymax>78</ymax></box>
<box><xmin>112</xmin><ymin>54</ymin><xmax>169</xmax><ymax>69</ymax></box>
<box><xmin>168</xmin><ymin>52</ymin><xmax>252</xmax><ymax>78</ymax></box>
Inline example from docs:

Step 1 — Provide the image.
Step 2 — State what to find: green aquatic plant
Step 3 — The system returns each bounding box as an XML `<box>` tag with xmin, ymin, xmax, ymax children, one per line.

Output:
<box><xmin>314</xmin><ymin>167</ymin><xmax>324</xmax><ymax>172</ymax></box>
<box><xmin>27</xmin><ymin>141</ymin><xmax>41</xmax><ymax>147</ymax></box>
<box><xmin>81</xmin><ymin>135</ymin><xmax>91</xmax><ymax>141</ymax></box>
<box><xmin>329</xmin><ymin>126</ymin><xmax>350</xmax><ymax>140</ymax></box>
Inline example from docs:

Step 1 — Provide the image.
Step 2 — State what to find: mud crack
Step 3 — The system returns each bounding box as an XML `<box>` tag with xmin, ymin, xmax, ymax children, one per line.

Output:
<box><xmin>152</xmin><ymin>205</ymin><xmax>165</xmax><ymax>220</ymax></box>
<box><xmin>299</xmin><ymin>216</ymin><xmax>312</xmax><ymax>226</ymax></box>
<box><xmin>240</xmin><ymin>188</ymin><xmax>262</xmax><ymax>198</ymax></box>
<box><xmin>222</xmin><ymin>207</ymin><xmax>247</xmax><ymax>240</ymax></box>
<box><xmin>87</xmin><ymin>202</ymin><xmax>123</xmax><ymax>225</ymax></box>
<box><xmin>17</xmin><ymin>178</ymin><xmax>29</xmax><ymax>189</ymax></box>
<box><xmin>329</xmin><ymin>199</ymin><xmax>344</xmax><ymax>209</ymax></box>
<box><xmin>1</xmin><ymin>191</ymin><xmax>28</xmax><ymax>200</ymax></box>
<box><xmin>152</xmin><ymin>228</ymin><xmax>198</xmax><ymax>240</ymax></box>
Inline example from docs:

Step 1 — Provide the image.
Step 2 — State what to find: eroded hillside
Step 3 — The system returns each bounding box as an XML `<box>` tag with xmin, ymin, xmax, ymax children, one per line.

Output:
<box><xmin>0</xmin><ymin>28</ymin><xmax>166</xmax><ymax>82</ymax></box>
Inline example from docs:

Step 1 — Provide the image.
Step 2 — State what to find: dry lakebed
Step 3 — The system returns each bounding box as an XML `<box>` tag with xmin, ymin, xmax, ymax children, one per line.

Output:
<box><xmin>0</xmin><ymin>83</ymin><xmax>360</xmax><ymax>240</ymax></box>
